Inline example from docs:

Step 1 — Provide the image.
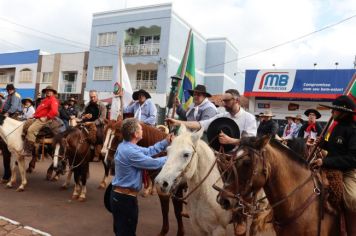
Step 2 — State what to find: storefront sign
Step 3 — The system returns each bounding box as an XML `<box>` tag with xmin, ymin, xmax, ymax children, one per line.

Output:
<box><xmin>245</xmin><ymin>69</ymin><xmax>356</xmax><ymax>99</ymax></box>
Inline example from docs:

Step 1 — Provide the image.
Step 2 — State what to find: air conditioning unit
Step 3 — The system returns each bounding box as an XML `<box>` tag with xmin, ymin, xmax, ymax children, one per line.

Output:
<box><xmin>127</xmin><ymin>28</ymin><xmax>136</xmax><ymax>35</ymax></box>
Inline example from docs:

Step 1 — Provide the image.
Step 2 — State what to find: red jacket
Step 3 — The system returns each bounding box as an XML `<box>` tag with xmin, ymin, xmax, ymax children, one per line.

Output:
<box><xmin>34</xmin><ymin>96</ymin><xmax>59</xmax><ymax>119</ymax></box>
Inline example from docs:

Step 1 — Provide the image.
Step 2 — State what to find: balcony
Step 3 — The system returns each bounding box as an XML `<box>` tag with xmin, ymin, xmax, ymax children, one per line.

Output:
<box><xmin>131</xmin><ymin>79</ymin><xmax>157</xmax><ymax>92</ymax></box>
<box><xmin>124</xmin><ymin>43</ymin><xmax>160</xmax><ymax>56</ymax></box>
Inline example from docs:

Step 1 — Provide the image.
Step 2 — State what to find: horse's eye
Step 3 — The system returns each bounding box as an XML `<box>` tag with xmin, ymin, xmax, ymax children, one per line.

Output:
<box><xmin>183</xmin><ymin>153</ymin><xmax>190</xmax><ymax>158</ymax></box>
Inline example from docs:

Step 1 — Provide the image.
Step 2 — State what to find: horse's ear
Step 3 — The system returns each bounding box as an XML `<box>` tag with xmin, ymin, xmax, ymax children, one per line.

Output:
<box><xmin>256</xmin><ymin>135</ymin><xmax>270</xmax><ymax>149</ymax></box>
<box><xmin>178</xmin><ymin>124</ymin><xmax>187</xmax><ymax>135</ymax></box>
<box><xmin>191</xmin><ymin>128</ymin><xmax>203</xmax><ymax>145</ymax></box>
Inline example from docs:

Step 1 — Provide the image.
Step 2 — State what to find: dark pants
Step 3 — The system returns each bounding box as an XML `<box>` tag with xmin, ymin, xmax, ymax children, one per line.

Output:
<box><xmin>0</xmin><ymin>139</ymin><xmax>11</xmax><ymax>180</ymax></box>
<box><xmin>111</xmin><ymin>190</ymin><xmax>138</xmax><ymax>236</ymax></box>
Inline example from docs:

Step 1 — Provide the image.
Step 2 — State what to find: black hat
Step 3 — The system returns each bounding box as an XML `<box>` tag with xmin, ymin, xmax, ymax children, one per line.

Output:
<box><xmin>42</xmin><ymin>85</ymin><xmax>57</xmax><ymax>94</ymax></box>
<box><xmin>187</xmin><ymin>84</ymin><xmax>212</xmax><ymax>97</ymax></box>
<box><xmin>132</xmin><ymin>89</ymin><xmax>151</xmax><ymax>100</ymax></box>
<box><xmin>319</xmin><ymin>95</ymin><xmax>356</xmax><ymax>114</ymax></box>
<box><xmin>6</xmin><ymin>84</ymin><xmax>15</xmax><ymax>91</ymax></box>
<box><xmin>304</xmin><ymin>109</ymin><xmax>321</xmax><ymax>119</ymax></box>
<box><xmin>21</xmin><ymin>97</ymin><xmax>34</xmax><ymax>105</ymax></box>
<box><xmin>207</xmin><ymin>117</ymin><xmax>240</xmax><ymax>152</ymax></box>
<box><xmin>104</xmin><ymin>183</ymin><xmax>112</xmax><ymax>213</ymax></box>
<box><xmin>68</xmin><ymin>97</ymin><xmax>77</xmax><ymax>104</ymax></box>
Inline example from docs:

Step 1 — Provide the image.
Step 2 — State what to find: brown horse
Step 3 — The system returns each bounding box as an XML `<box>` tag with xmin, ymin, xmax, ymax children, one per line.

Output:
<box><xmin>101</xmin><ymin>119</ymin><xmax>186</xmax><ymax>236</ymax></box>
<box><xmin>217</xmin><ymin>136</ymin><xmax>339</xmax><ymax>236</ymax></box>
<box><xmin>53</xmin><ymin>123</ymin><xmax>97</xmax><ymax>201</ymax></box>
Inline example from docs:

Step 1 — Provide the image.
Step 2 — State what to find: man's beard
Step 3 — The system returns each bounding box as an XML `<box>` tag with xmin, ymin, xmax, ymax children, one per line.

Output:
<box><xmin>224</xmin><ymin>106</ymin><xmax>232</xmax><ymax>112</ymax></box>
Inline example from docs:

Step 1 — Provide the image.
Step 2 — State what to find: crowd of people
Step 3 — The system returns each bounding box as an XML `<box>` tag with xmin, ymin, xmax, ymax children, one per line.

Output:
<box><xmin>0</xmin><ymin>82</ymin><xmax>355</xmax><ymax>235</ymax></box>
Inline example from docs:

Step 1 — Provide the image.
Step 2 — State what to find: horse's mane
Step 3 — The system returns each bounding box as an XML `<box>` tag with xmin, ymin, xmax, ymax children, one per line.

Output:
<box><xmin>269</xmin><ymin>139</ymin><xmax>308</xmax><ymax>166</ymax></box>
<box><xmin>240</xmin><ymin>136</ymin><xmax>308</xmax><ymax>166</ymax></box>
<box><xmin>139</xmin><ymin>123</ymin><xmax>167</xmax><ymax>147</ymax></box>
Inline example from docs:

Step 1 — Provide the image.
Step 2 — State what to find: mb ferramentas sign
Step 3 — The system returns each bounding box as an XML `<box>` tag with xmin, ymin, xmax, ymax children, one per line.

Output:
<box><xmin>244</xmin><ymin>69</ymin><xmax>356</xmax><ymax>121</ymax></box>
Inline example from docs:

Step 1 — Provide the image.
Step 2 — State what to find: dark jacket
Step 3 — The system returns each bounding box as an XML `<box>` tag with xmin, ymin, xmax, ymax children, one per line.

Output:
<box><xmin>321</xmin><ymin>120</ymin><xmax>356</xmax><ymax>171</ymax></box>
<box><xmin>257</xmin><ymin>119</ymin><xmax>278</xmax><ymax>137</ymax></box>
<box><xmin>298</xmin><ymin>122</ymin><xmax>322</xmax><ymax>138</ymax></box>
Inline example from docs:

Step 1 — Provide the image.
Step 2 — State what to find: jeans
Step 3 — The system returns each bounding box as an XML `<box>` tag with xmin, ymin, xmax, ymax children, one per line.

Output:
<box><xmin>111</xmin><ymin>190</ymin><xmax>138</xmax><ymax>236</ymax></box>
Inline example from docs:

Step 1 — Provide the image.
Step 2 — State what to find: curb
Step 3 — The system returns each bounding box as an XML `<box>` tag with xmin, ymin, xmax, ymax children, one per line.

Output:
<box><xmin>0</xmin><ymin>216</ymin><xmax>51</xmax><ymax>236</ymax></box>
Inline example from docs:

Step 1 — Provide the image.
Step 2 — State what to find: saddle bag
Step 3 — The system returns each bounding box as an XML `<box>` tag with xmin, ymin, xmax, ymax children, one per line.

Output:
<box><xmin>343</xmin><ymin>169</ymin><xmax>356</xmax><ymax>212</ymax></box>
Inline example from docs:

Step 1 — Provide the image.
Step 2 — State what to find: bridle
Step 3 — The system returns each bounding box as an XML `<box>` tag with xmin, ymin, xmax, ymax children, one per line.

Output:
<box><xmin>214</xmin><ymin>142</ymin><xmax>322</xmax><ymax>229</ymax></box>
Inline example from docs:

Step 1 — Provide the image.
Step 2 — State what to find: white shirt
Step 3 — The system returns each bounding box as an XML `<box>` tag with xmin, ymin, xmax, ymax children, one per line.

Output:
<box><xmin>282</xmin><ymin>122</ymin><xmax>297</xmax><ymax>140</ymax></box>
<box><xmin>199</xmin><ymin>107</ymin><xmax>257</xmax><ymax>137</ymax></box>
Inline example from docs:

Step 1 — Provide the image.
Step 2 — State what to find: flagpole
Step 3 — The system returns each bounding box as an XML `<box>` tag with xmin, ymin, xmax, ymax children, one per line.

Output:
<box><xmin>171</xmin><ymin>29</ymin><xmax>193</xmax><ymax>119</ymax></box>
<box><xmin>118</xmin><ymin>46</ymin><xmax>124</xmax><ymax>118</ymax></box>
<box><xmin>308</xmin><ymin>72</ymin><xmax>356</xmax><ymax>163</ymax></box>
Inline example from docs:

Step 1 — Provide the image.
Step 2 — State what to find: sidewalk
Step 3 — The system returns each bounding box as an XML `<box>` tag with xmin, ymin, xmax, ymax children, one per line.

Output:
<box><xmin>0</xmin><ymin>216</ymin><xmax>51</xmax><ymax>236</ymax></box>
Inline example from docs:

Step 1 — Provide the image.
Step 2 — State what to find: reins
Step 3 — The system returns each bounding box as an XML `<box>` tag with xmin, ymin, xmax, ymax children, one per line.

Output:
<box><xmin>4</xmin><ymin>121</ymin><xmax>24</xmax><ymax>139</ymax></box>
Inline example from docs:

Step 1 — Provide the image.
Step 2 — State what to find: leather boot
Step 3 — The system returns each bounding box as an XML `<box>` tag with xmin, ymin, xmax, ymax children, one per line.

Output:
<box><xmin>23</xmin><ymin>139</ymin><xmax>34</xmax><ymax>156</ymax></box>
<box><xmin>345</xmin><ymin>208</ymin><xmax>356</xmax><ymax>236</ymax></box>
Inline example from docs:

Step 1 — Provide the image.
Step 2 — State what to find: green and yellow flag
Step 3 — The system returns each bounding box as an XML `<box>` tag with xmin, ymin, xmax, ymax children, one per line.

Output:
<box><xmin>177</xmin><ymin>34</ymin><xmax>196</xmax><ymax>110</ymax></box>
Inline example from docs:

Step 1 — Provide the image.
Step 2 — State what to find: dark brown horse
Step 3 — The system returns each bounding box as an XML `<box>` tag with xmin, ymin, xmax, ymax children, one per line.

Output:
<box><xmin>101</xmin><ymin>119</ymin><xmax>185</xmax><ymax>236</ymax></box>
<box><xmin>53</xmin><ymin>123</ymin><xmax>97</xmax><ymax>201</ymax></box>
<box><xmin>217</xmin><ymin>136</ymin><xmax>339</xmax><ymax>236</ymax></box>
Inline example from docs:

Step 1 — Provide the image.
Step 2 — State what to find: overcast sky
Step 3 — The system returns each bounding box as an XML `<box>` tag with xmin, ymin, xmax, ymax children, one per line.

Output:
<box><xmin>0</xmin><ymin>0</ymin><xmax>355</xmax><ymax>72</ymax></box>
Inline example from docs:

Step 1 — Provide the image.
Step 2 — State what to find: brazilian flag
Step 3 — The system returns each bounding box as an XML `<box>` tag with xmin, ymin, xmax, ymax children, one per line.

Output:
<box><xmin>177</xmin><ymin>34</ymin><xmax>196</xmax><ymax>110</ymax></box>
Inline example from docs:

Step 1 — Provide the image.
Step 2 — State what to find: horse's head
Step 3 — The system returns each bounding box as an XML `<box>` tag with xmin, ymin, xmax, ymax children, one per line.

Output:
<box><xmin>217</xmin><ymin>135</ymin><xmax>271</xmax><ymax>210</ymax></box>
<box><xmin>155</xmin><ymin>125</ymin><xmax>203</xmax><ymax>194</ymax></box>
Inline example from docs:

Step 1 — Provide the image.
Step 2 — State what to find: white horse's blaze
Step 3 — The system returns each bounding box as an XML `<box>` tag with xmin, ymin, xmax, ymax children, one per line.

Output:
<box><xmin>53</xmin><ymin>143</ymin><xmax>60</xmax><ymax>168</ymax></box>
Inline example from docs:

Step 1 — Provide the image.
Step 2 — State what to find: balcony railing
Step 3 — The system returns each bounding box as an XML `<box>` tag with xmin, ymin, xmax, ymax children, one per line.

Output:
<box><xmin>124</xmin><ymin>43</ymin><xmax>160</xmax><ymax>56</ymax></box>
<box><xmin>131</xmin><ymin>80</ymin><xmax>157</xmax><ymax>91</ymax></box>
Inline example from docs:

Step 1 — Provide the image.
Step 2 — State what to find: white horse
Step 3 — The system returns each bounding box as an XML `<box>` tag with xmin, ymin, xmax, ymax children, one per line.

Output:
<box><xmin>155</xmin><ymin>125</ymin><xmax>231</xmax><ymax>236</ymax></box>
<box><xmin>0</xmin><ymin>115</ymin><xmax>27</xmax><ymax>191</ymax></box>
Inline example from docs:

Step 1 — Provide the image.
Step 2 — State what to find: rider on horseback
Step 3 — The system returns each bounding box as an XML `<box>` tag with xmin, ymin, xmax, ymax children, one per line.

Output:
<box><xmin>311</xmin><ymin>95</ymin><xmax>356</xmax><ymax>235</ymax></box>
<box><xmin>2</xmin><ymin>84</ymin><xmax>22</xmax><ymax>118</ymax></box>
<box><xmin>23</xmin><ymin>86</ymin><xmax>59</xmax><ymax>155</ymax></box>
<box><xmin>80</xmin><ymin>90</ymin><xmax>106</xmax><ymax>161</ymax></box>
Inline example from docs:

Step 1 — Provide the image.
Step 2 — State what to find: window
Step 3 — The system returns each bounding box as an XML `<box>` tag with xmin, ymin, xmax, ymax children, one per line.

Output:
<box><xmin>94</xmin><ymin>66</ymin><xmax>113</xmax><ymax>81</ymax></box>
<box><xmin>42</xmin><ymin>72</ymin><xmax>52</xmax><ymax>83</ymax></box>
<box><xmin>19</xmin><ymin>68</ymin><xmax>32</xmax><ymax>83</ymax></box>
<box><xmin>62</xmin><ymin>72</ymin><xmax>77</xmax><ymax>93</ymax></box>
<box><xmin>135</xmin><ymin>70</ymin><xmax>157</xmax><ymax>90</ymax></box>
<box><xmin>139</xmin><ymin>35</ymin><xmax>160</xmax><ymax>45</ymax></box>
<box><xmin>97</xmin><ymin>32</ymin><xmax>117</xmax><ymax>47</ymax></box>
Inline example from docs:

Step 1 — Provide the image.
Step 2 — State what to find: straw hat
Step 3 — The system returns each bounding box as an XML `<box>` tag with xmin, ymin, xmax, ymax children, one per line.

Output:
<box><xmin>259</xmin><ymin>110</ymin><xmax>275</xmax><ymax>117</ymax></box>
<box><xmin>42</xmin><ymin>85</ymin><xmax>57</xmax><ymax>94</ymax></box>
<box><xmin>294</xmin><ymin>114</ymin><xmax>304</xmax><ymax>122</ymax></box>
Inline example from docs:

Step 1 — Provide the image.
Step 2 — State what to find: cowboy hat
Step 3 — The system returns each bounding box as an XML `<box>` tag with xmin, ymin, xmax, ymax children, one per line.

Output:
<box><xmin>21</xmin><ymin>97</ymin><xmax>34</xmax><ymax>105</ymax></box>
<box><xmin>304</xmin><ymin>109</ymin><xmax>321</xmax><ymax>119</ymax></box>
<box><xmin>68</xmin><ymin>97</ymin><xmax>77</xmax><ymax>103</ymax></box>
<box><xmin>294</xmin><ymin>114</ymin><xmax>304</xmax><ymax>122</ymax></box>
<box><xmin>104</xmin><ymin>183</ymin><xmax>112</xmax><ymax>213</ymax></box>
<box><xmin>285</xmin><ymin>115</ymin><xmax>294</xmax><ymax>120</ymax></box>
<box><xmin>259</xmin><ymin>110</ymin><xmax>275</xmax><ymax>117</ymax></box>
<box><xmin>255</xmin><ymin>112</ymin><xmax>264</xmax><ymax>118</ymax></box>
<box><xmin>207</xmin><ymin>117</ymin><xmax>240</xmax><ymax>152</ymax></box>
<box><xmin>132</xmin><ymin>89</ymin><xmax>151</xmax><ymax>100</ymax></box>
<box><xmin>319</xmin><ymin>95</ymin><xmax>356</xmax><ymax>114</ymax></box>
<box><xmin>42</xmin><ymin>85</ymin><xmax>57</xmax><ymax>94</ymax></box>
<box><xmin>187</xmin><ymin>84</ymin><xmax>212</xmax><ymax>97</ymax></box>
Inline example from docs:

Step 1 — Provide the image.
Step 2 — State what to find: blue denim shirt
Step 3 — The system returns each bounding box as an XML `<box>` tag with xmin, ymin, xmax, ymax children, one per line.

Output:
<box><xmin>124</xmin><ymin>99</ymin><xmax>157</xmax><ymax>125</ymax></box>
<box><xmin>112</xmin><ymin>140</ymin><xmax>168</xmax><ymax>191</ymax></box>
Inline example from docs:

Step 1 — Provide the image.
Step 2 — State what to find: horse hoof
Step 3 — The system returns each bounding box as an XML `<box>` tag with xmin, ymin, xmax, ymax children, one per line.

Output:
<box><xmin>1</xmin><ymin>179</ymin><xmax>9</xmax><ymax>184</ymax></box>
<box><xmin>141</xmin><ymin>191</ymin><xmax>149</xmax><ymax>198</ymax></box>
<box><xmin>51</xmin><ymin>176</ymin><xmax>59</xmax><ymax>182</ymax></box>
<box><xmin>45</xmin><ymin>175</ymin><xmax>51</xmax><ymax>181</ymax></box>
<box><xmin>5</xmin><ymin>184</ymin><xmax>12</xmax><ymax>189</ymax></box>
<box><xmin>78</xmin><ymin>197</ymin><xmax>86</xmax><ymax>202</ymax></box>
<box><xmin>16</xmin><ymin>187</ymin><xmax>25</xmax><ymax>192</ymax></box>
<box><xmin>72</xmin><ymin>195</ymin><xmax>79</xmax><ymax>200</ymax></box>
<box><xmin>98</xmin><ymin>183</ymin><xmax>106</xmax><ymax>189</ymax></box>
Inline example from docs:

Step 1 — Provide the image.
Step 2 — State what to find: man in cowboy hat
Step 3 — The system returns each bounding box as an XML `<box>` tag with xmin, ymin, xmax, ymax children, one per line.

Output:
<box><xmin>2</xmin><ymin>84</ymin><xmax>22</xmax><ymax>118</ymax></box>
<box><xmin>311</xmin><ymin>95</ymin><xmax>356</xmax><ymax>234</ymax></box>
<box><xmin>124</xmin><ymin>89</ymin><xmax>157</xmax><ymax>125</ymax></box>
<box><xmin>256</xmin><ymin>110</ymin><xmax>278</xmax><ymax>138</ymax></box>
<box><xmin>18</xmin><ymin>97</ymin><xmax>35</xmax><ymax>121</ymax></box>
<box><xmin>175</xmin><ymin>84</ymin><xmax>217</xmax><ymax>122</ymax></box>
<box><xmin>298</xmin><ymin>108</ymin><xmax>322</xmax><ymax>140</ymax></box>
<box><xmin>282</xmin><ymin>115</ymin><xmax>297</xmax><ymax>140</ymax></box>
<box><xmin>167</xmin><ymin>89</ymin><xmax>256</xmax><ymax>145</ymax></box>
<box><xmin>24</xmin><ymin>85</ymin><xmax>59</xmax><ymax>155</ymax></box>
<box><xmin>292</xmin><ymin>114</ymin><xmax>304</xmax><ymax>138</ymax></box>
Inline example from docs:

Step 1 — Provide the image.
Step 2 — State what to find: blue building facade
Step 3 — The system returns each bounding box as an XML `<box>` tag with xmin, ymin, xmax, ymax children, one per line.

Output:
<box><xmin>0</xmin><ymin>50</ymin><xmax>39</xmax><ymax>99</ymax></box>
<box><xmin>86</xmin><ymin>3</ymin><xmax>239</xmax><ymax>107</ymax></box>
